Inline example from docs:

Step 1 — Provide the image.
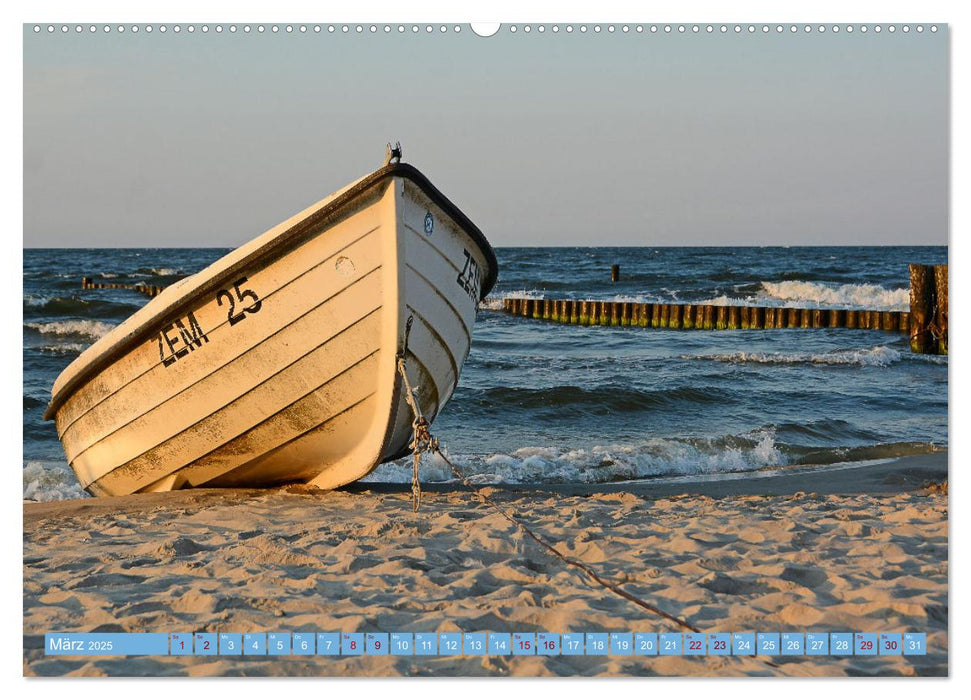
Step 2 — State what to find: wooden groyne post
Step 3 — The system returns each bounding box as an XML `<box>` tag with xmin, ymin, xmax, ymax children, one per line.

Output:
<box><xmin>935</xmin><ymin>265</ymin><xmax>948</xmax><ymax>355</ymax></box>
<box><xmin>81</xmin><ymin>277</ymin><xmax>164</xmax><ymax>299</ymax></box>
<box><xmin>909</xmin><ymin>264</ymin><xmax>948</xmax><ymax>355</ymax></box>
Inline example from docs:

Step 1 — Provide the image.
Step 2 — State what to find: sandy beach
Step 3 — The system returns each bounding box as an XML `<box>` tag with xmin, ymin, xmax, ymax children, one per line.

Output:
<box><xmin>23</xmin><ymin>453</ymin><xmax>948</xmax><ymax>677</ymax></box>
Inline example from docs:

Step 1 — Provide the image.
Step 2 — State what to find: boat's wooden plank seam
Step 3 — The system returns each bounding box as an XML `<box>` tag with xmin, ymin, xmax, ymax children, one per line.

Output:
<box><xmin>405</xmin><ymin>304</ymin><xmax>459</xmax><ymax>397</ymax></box>
<box><xmin>111</xmin><ymin>390</ymin><xmax>378</xmax><ymax>494</ymax></box>
<box><xmin>62</xmin><ymin>268</ymin><xmax>384</xmax><ymax>455</ymax></box>
<box><xmin>405</xmin><ymin>265</ymin><xmax>471</xmax><ymax>354</ymax></box>
<box><xmin>56</xmin><ymin>224</ymin><xmax>384</xmax><ymax>433</ymax></box>
<box><xmin>405</xmin><ymin>261</ymin><xmax>473</xmax><ymax>346</ymax></box>
<box><xmin>84</xmin><ymin>349</ymin><xmax>381</xmax><ymax>491</ymax></box>
<box><xmin>379</xmin><ymin>350</ymin><xmax>442</xmax><ymax>463</ymax></box>
<box><xmin>402</xmin><ymin>220</ymin><xmax>464</xmax><ymax>276</ymax></box>
<box><xmin>71</xmin><ymin>309</ymin><xmax>383</xmax><ymax>483</ymax></box>
<box><xmin>174</xmin><ymin>383</ymin><xmax>379</xmax><ymax>489</ymax></box>
<box><xmin>401</xmin><ymin>219</ymin><xmax>488</xmax><ymax>317</ymax></box>
<box><xmin>196</xmin><ymin>393</ymin><xmax>377</xmax><ymax>489</ymax></box>
<box><xmin>67</xmin><ymin>297</ymin><xmax>384</xmax><ymax>465</ymax></box>
<box><xmin>401</xmin><ymin>350</ymin><xmax>442</xmax><ymax>424</ymax></box>
<box><xmin>395</xmin><ymin>327</ymin><xmax>445</xmax><ymax>420</ymax></box>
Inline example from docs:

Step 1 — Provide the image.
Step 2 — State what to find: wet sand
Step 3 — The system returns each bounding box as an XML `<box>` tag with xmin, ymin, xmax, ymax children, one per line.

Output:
<box><xmin>23</xmin><ymin>453</ymin><xmax>948</xmax><ymax>676</ymax></box>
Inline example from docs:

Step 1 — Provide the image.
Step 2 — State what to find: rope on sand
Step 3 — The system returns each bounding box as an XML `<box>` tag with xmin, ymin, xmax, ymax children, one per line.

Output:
<box><xmin>396</xmin><ymin>341</ymin><xmax>703</xmax><ymax>635</ymax></box>
<box><xmin>431</xmin><ymin>444</ymin><xmax>701</xmax><ymax>634</ymax></box>
<box><xmin>396</xmin><ymin>326</ymin><xmax>782</xmax><ymax>668</ymax></box>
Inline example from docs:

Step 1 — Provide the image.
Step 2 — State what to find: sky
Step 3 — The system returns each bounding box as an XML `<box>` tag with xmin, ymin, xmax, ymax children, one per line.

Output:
<box><xmin>23</xmin><ymin>24</ymin><xmax>948</xmax><ymax>247</ymax></box>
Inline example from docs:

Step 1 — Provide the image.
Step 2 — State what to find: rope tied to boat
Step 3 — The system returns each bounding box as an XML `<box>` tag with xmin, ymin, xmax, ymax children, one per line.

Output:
<box><xmin>396</xmin><ymin>317</ymin><xmax>438</xmax><ymax>512</ymax></box>
<box><xmin>398</xmin><ymin>364</ymin><xmax>437</xmax><ymax>513</ymax></box>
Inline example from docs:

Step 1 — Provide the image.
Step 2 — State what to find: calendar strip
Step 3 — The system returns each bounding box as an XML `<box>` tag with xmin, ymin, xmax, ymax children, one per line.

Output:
<box><xmin>44</xmin><ymin>631</ymin><xmax>927</xmax><ymax>657</ymax></box>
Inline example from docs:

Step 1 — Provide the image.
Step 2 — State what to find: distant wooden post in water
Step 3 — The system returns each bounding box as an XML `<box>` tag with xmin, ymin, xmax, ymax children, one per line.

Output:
<box><xmin>611</xmin><ymin>265</ymin><xmax>620</xmax><ymax>283</ymax></box>
<box><xmin>935</xmin><ymin>264</ymin><xmax>948</xmax><ymax>355</ymax></box>
<box><xmin>909</xmin><ymin>263</ymin><xmax>946</xmax><ymax>355</ymax></box>
<box><xmin>80</xmin><ymin>276</ymin><xmax>164</xmax><ymax>299</ymax></box>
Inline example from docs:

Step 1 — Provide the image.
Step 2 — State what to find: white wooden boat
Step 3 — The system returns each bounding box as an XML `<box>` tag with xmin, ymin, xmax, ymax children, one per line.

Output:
<box><xmin>44</xmin><ymin>150</ymin><xmax>497</xmax><ymax>496</ymax></box>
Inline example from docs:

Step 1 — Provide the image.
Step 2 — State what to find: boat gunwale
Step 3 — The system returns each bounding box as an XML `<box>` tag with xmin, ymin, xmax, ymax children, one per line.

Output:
<box><xmin>43</xmin><ymin>162</ymin><xmax>498</xmax><ymax>421</ymax></box>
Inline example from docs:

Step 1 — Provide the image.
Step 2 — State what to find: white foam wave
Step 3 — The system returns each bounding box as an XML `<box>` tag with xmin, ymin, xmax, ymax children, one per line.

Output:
<box><xmin>488</xmin><ymin>280</ymin><xmax>907</xmax><ymax>311</ymax></box>
<box><xmin>605</xmin><ymin>293</ymin><xmax>672</xmax><ymax>303</ymax></box>
<box><xmin>577</xmin><ymin>292</ymin><xmax>678</xmax><ymax>304</ymax></box>
<box><xmin>689</xmin><ymin>345</ymin><xmax>903</xmax><ymax>368</ymax></box>
<box><xmin>33</xmin><ymin>343</ymin><xmax>89</xmax><ymax>355</ymax></box>
<box><xmin>697</xmin><ymin>282</ymin><xmax>908</xmax><ymax>310</ymax></box>
<box><xmin>479</xmin><ymin>297</ymin><xmax>507</xmax><ymax>311</ymax></box>
<box><xmin>909</xmin><ymin>353</ymin><xmax>949</xmax><ymax>365</ymax></box>
<box><xmin>23</xmin><ymin>461</ymin><xmax>87</xmax><ymax>502</ymax></box>
<box><xmin>131</xmin><ymin>267</ymin><xmax>181</xmax><ymax>278</ymax></box>
<box><xmin>23</xmin><ymin>295</ymin><xmax>49</xmax><ymax>307</ymax></box>
<box><xmin>699</xmin><ymin>294</ymin><xmax>744</xmax><ymax>306</ymax></box>
<box><xmin>26</xmin><ymin>319</ymin><xmax>115</xmax><ymax>340</ymax></box>
<box><xmin>482</xmin><ymin>290</ymin><xmax>561</xmax><ymax>311</ymax></box>
<box><xmin>503</xmin><ymin>290</ymin><xmax>547</xmax><ymax>299</ymax></box>
<box><xmin>759</xmin><ymin>280</ymin><xmax>909</xmax><ymax>311</ymax></box>
<box><xmin>362</xmin><ymin>451</ymin><xmax>455</xmax><ymax>484</ymax></box>
<box><xmin>362</xmin><ymin>430</ymin><xmax>785</xmax><ymax>485</ymax></box>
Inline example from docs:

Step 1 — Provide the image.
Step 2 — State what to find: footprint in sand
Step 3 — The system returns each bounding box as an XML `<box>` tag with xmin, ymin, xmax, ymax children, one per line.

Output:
<box><xmin>698</xmin><ymin>572</ymin><xmax>768</xmax><ymax>596</ymax></box>
<box><xmin>73</xmin><ymin>573</ymin><xmax>146</xmax><ymax>589</ymax></box>
<box><xmin>155</xmin><ymin>536</ymin><xmax>212</xmax><ymax>558</ymax></box>
<box><xmin>780</xmin><ymin>564</ymin><xmax>828</xmax><ymax>589</ymax></box>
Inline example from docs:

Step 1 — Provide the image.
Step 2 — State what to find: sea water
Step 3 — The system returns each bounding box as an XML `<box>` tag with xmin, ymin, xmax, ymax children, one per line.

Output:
<box><xmin>23</xmin><ymin>246</ymin><xmax>948</xmax><ymax>500</ymax></box>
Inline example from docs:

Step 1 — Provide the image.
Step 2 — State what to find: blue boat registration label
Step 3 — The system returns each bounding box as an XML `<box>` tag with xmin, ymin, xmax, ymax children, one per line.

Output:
<box><xmin>424</xmin><ymin>211</ymin><xmax>434</xmax><ymax>235</ymax></box>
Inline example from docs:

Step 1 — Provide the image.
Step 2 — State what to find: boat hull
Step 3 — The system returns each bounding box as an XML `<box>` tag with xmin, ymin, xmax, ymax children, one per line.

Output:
<box><xmin>47</xmin><ymin>166</ymin><xmax>494</xmax><ymax>496</ymax></box>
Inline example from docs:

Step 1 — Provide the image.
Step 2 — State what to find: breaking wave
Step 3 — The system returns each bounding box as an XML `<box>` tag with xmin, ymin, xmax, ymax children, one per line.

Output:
<box><xmin>22</xmin><ymin>295</ymin><xmax>142</xmax><ymax>316</ymax></box>
<box><xmin>757</xmin><ymin>280</ymin><xmax>909</xmax><ymax>310</ymax></box>
<box><xmin>25</xmin><ymin>319</ymin><xmax>115</xmax><ymax>340</ymax></box>
<box><xmin>479</xmin><ymin>296</ymin><xmax>508</xmax><ymax>311</ymax></box>
<box><xmin>31</xmin><ymin>342</ymin><xmax>90</xmax><ymax>356</ymax></box>
<box><xmin>687</xmin><ymin>345</ymin><xmax>905</xmax><ymax>368</ymax></box>
<box><xmin>22</xmin><ymin>434</ymin><xmax>943</xmax><ymax>497</ymax></box>
<box><xmin>23</xmin><ymin>461</ymin><xmax>87</xmax><ymax>502</ymax></box>
<box><xmin>363</xmin><ymin>432</ymin><xmax>944</xmax><ymax>486</ymax></box>
<box><xmin>365</xmin><ymin>430</ymin><xmax>785</xmax><ymax>485</ymax></box>
<box><xmin>134</xmin><ymin>266</ymin><xmax>182</xmax><ymax>277</ymax></box>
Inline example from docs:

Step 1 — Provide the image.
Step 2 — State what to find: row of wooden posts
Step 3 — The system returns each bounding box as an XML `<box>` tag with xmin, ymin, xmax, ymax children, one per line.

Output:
<box><xmin>499</xmin><ymin>264</ymin><xmax>947</xmax><ymax>355</ymax></box>
<box><xmin>502</xmin><ymin>297</ymin><xmax>912</xmax><ymax>333</ymax></box>
<box><xmin>81</xmin><ymin>277</ymin><xmax>164</xmax><ymax>298</ymax></box>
